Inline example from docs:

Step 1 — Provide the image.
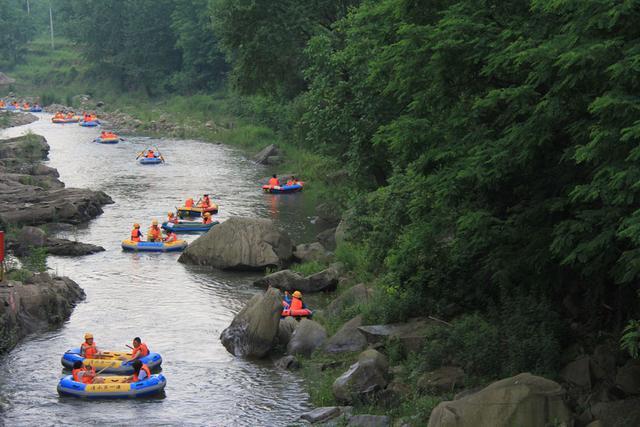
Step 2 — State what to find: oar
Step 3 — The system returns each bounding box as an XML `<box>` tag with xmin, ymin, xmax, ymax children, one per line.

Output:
<box><xmin>135</xmin><ymin>151</ymin><xmax>143</xmax><ymax>159</ymax></box>
<box><xmin>94</xmin><ymin>360</ymin><xmax>119</xmax><ymax>375</ymax></box>
<box><xmin>154</xmin><ymin>146</ymin><xmax>165</xmax><ymax>163</ymax></box>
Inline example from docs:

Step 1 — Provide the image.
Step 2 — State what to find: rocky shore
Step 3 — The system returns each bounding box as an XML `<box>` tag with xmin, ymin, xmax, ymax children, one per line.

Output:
<box><xmin>0</xmin><ymin>111</ymin><xmax>38</xmax><ymax>128</ymax></box>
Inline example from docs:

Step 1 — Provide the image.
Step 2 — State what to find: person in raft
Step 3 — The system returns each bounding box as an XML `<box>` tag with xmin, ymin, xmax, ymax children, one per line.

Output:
<box><xmin>198</xmin><ymin>194</ymin><xmax>212</xmax><ymax>208</ymax></box>
<box><xmin>100</xmin><ymin>130</ymin><xmax>117</xmax><ymax>139</ymax></box>
<box><xmin>80</xmin><ymin>332</ymin><xmax>103</xmax><ymax>359</ymax></box>
<box><xmin>285</xmin><ymin>176</ymin><xmax>299</xmax><ymax>186</ymax></box>
<box><xmin>148</xmin><ymin>219</ymin><xmax>162</xmax><ymax>242</ymax></box>
<box><xmin>163</xmin><ymin>228</ymin><xmax>178</xmax><ymax>243</ymax></box>
<box><xmin>290</xmin><ymin>291</ymin><xmax>312</xmax><ymax>318</ymax></box>
<box><xmin>282</xmin><ymin>290</ymin><xmax>292</xmax><ymax>310</ymax></box>
<box><xmin>127</xmin><ymin>337</ymin><xmax>150</xmax><ymax>362</ymax></box>
<box><xmin>131</xmin><ymin>223</ymin><xmax>143</xmax><ymax>242</ymax></box>
<box><xmin>72</xmin><ymin>361</ymin><xmax>105</xmax><ymax>384</ymax></box>
<box><xmin>167</xmin><ymin>211</ymin><xmax>179</xmax><ymax>224</ymax></box>
<box><xmin>128</xmin><ymin>360</ymin><xmax>152</xmax><ymax>383</ymax></box>
<box><xmin>202</xmin><ymin>212</ymin><xmax>213</xmax><ymax>224</ymax></box>
<box><xmin>268</xmin><ymin>174</ymin><xmax>280</xmax><ymax>187</ymax></box>
<box><xmin>146</xmin><ymin>149</ymin><xmax>156</xmax><ymax>158</ymax></box>
<box><xmin>184</xmin><ymin>197</ymin><xmax>195</xmax><ymax>208</ymax></box>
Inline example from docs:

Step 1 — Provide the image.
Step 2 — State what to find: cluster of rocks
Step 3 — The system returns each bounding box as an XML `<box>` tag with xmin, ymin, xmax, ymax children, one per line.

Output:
<box><xmin>0</xmin><ymin>273</ymin><xmax>85</xmax><ymax>354</ymax></box>
<box><xmin>8</xmin><ymin>225</ymin><xmax>104</xmax><ymax>257</ymax></box>
<box><xmin>0</xmin><ymin>111</ymin><xmax>38</xmax><ymax>128</ymax></box>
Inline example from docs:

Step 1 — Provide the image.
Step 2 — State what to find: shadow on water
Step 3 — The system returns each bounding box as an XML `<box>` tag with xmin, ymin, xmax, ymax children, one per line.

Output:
<box><xmin>0</xmin><ymin>115</ymin><xmax>316</xmax><ymax>426</ymax></box>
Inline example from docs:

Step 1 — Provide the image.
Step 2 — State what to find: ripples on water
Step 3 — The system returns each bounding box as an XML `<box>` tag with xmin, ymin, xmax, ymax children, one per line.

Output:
<box><xmin>0</xmin><ymin>115</ymin><xmax>320</xmax><ymax>426</ymax></box>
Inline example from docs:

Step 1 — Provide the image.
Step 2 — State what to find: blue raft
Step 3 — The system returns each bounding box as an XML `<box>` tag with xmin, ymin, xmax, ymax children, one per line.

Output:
<box><xmin>29</xmin><ymin>107</ymin><xmax>43</xmax><ymax>112</ymax></box>
<box><xmin>94</xmin><ymin>137</ymin><xmax>119</xmax><ymax>144</ymax></box>
<box><xmin>139</xmin><ymin>156</ymin><xmax>163</xmax><ymax>165</ymax></box>
<box><xmin>161</xmin><ymin>220</ymin><xmax>218</xmax><ymax>233</ymax></box>
<box><xmin>80</xmin><ymin>120</ymin><xmax>100</xmax><ymax>127</ymax></box>
<box><xmin>61</xmin><ymin>348</ymin><xmax>163</xmax><ymax>374</ymax></box>
<box><xmin>121</xmin><ymin>239</ymin><xmax>187</xmax><ymax>252</ymax></box>
<box><xmin>57</xmin><ymin>374</ymin><xmax>167</xmax><ymax>398</ymax></box>
<box><xmin>262</xmin><ymin>183</ymin><xmax>304</xmax><ymax>194</ymax></box>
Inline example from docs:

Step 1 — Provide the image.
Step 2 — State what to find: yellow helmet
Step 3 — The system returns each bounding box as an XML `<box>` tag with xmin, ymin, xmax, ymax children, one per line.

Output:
<box><xmin>84</xmin><ymin>332</ymin><xmax>93</xmax><ymax>339</ymax></box>
<box><xmin>152</xmin><ymin>219</ymin><xmax>158</xmax><ymax>225</ymax></box>
<box><xmin>292</xmin><ymin>291</ymin><xmax>302</xmax><ymax>298</ymax></box>
<box><xmin>133</xmin><ymin>223</ymin><xmax>140</xmax><ymax>228</ymax></box>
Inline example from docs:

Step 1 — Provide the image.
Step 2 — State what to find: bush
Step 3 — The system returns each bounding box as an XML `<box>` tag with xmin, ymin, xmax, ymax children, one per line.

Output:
<box><xmin>7</xmin><ymin>268</ymin><xmax>32</xmax><ymax>282</ymax></box>
<box><xmin>23</xmin><ymin>247</ymin><xmax>47</xmax><ymax>273</ymax></box>
<box><xmin>290</xmin><ymin>260</ymin><xmax>326</xmax><ymax>276</ymax></box>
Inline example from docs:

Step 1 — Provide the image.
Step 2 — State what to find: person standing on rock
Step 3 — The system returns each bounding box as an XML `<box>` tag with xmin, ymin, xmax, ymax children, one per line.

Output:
<box><xmin>131</xmin><ymin>223</ymin><xmax>143</xmax><ymax>242</ymax></box>
<box><xmin>148</xmin><ymin>219</ymin><xmax>162</xmax><ymax>242</ymax></box>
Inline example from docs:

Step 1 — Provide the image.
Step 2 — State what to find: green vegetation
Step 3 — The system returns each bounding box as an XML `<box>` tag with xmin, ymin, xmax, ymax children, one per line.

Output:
<box><xmin>290</xmin><ymin>260</ymin><xmax>327</xmax><ymax>276</ymax></box>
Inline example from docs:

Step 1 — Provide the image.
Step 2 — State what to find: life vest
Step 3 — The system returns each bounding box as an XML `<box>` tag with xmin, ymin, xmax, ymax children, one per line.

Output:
<box><xmin>165</xmin><ymin>232</ymin><xmax>177</xmax><ymax>243</ymax></box>
<box><xmin>185</xmin><ymin>198</ymin><xmax>194</xmax><ymax>208</ymax></box>
<box><xmin>81</xmin><ymin>341</ymin><xmax>98</xmax><ymax>359</ymax></box>
<box><xmin>149</xmin><ymin>226</ymin><xmax>161</xmax><ymax>240</ymax></box>
<box><xmin>131</xmin><ymin>228</ymin><xmax>142</xmax><ymax>242</ymax></box>
<box><xmin>146</xmin><ymin>151</ymin><xmax>155</xmax><ymax>158</ymax></box>
<box><xmin>169</xmin><ymin>216</ymin><xmax>179</xmax><ymax>224</ymax></box>
<box><xmin>132</xmin><ymin>343</ymin><xmax>150</xmax><ymax>359</ymax></box>
<box><xmin>66</xmin><ymin>113</ymin><xmax>74</xmax><ymax>118</ymax></box>
<box><xmin>132</xmin><ymin>364</ymin><xmax>151</xmax><ymax>382</ymax></box>
<box><xmin>72</xmin><ymin>368</ymin><xmax>82</xmax><ymax>382</ymax></box>
<box><xmin>268</xmin><ymin>177</ymin><xmax>279</xmax><ymax>187</ymax></box>
<box><xmin>80</xmin><ymin>366</ymin><xmax>96</xmax><ymax>384</ymax></box>
<box><xmin>290</xmin><ymin>297</ymin><xmax>303</xmax><ymax>311</ymax></box>
<box><xmin>203</xmin><ymin>216</ymin><xmax>212</xmax><ymax>224</ymax></box>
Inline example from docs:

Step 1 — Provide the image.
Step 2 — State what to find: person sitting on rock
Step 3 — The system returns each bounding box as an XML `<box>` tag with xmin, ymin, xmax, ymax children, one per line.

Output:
<box><xmin>148</xmin><ymin>219</ymin><xmax>162</xmax><ymax>242</ymax></box>
<box><xmin>202</xmin><ymin>212</ymin><xmax>213</xmax><ymax>225</ymax></box>
<box><xmin>167</xmin><ymin>212</ymin><xmax>179</xmax><ymax>224</ymax></box>
<box><xmin>163</xmin><ymin>229</ymin><xmax>178</xmax><ymax>243</ymax></box>
<box><xmin>80</xmin><ymin>333</ymin><xmax>101</xmax><ymax>359</ymax></box>
<box><xmin>268</xmin><ymin>174</ymin><xmax>279</xmax><ymax>187</ymax></box>
<box><xmin>131</xmin><ymin>223</ymin><xmax>143</xmax><ymax>242</ymax></box>
<box><xmin>128</xmin><ymin>360</ymin><xmax>151</xmax><ymax>383</ymax></box>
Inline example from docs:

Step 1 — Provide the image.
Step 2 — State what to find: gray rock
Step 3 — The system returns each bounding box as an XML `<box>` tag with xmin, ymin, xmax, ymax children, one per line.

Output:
<box><xmin>317</xmin><ymin>227</ymin><xmax>337</xmax><ymax>250</ymax></box>
<box><xmin>591</xmin><ymin>397</ymin><xmax>640</xmax><ymax>427</ymax></box>
<box><xmin>315</xmin><ymin>203</ymin><xmax>342</xmax><ymax>227</ymax></box>
<box><xmin>265</xmin><ymin>155</ymin><xmax>281</xmax><ymax>165</ymax></box>
<box><xmin>347</xmin><ymin>415</ymin><xmax>391</xmax><ymax>427</ymax></box>
<box><xmin>325</xmin><ymin>284</ymin><xmax>373</xmax><ymax>318</ymax></box>
<box><xmin>275</xmin><ymin>355</ymin><xmax>300</xmax><ymax>370</ymax></box>
<box><xmin>427</xmin><ymin>373</ymin><xmax>572</xmax><ymax>427</ymax></box>
<box><xmin>306</xmin><ymin>267</ymin><xmax>339</xmax><ymax>293</ymax></box>
<box><xmin>358</xmin><ymin>318</ymin><xmax>440</xmax><ymax>354</ymax></box>
<box><xmin>220</xmin><ymin>288</ymin><xmax>282</xmax><ymax>358</ymax></box>
<box><xmin>561</xmin><ymin>355</ymin><xmax>592</xmax><ymax>389</ymax></box>
<box><xmin>332</xmin><ymin>350</ymin><xmax>389</xmax><ymax>404</ymax></box>
<box><xmin>417</xmin><ymin>366</ymin><xmax>465</xmax><ymax>393</ymax></box>
<box><xmin>44</xmin><ymin>238</ymin><xmax>105</xmax><ymax>256</ymax></box>
<box><xmin>287</xmin><ymin>319</ymin><xmax>327</xmax><ymax>356</ymax></box>
<box><xmin>254</xmin><ymin>144</ymin><xmax>279</xmax><ymax>164</ymax></box>
<box><xmin>591</xmin><ymin>342</ymin><xmax>617</xmax><ymax>380</ymax></box>
<box><xmin>19</xmin><ymin>226</ymin><xmax>46</xmax><ymax>247</ymax></box>
<box><xmin>278</xmin><ymin>316</ymin><xmax>299</xmax><ymax>346</ymax></box>
<box><xmin>254</xmin><ymin>269</ymin><xmax>307</xmax><ymax>291</ymax></box>
<box><xmin>294</xmin><ymin>242</ymin><xmax>329</xmax><ymax>263</ymax></box>
<box><xmin>179</xmin><ymin>217</ymin><xmax>293</xmax><ymax>270</ymax></box>
<box><xmin>300</xmin><ymin>407</ymin><xmax>342</xmax><ymax>423</ymax></box>
<box><xmin>324</xmin><ymin>315</ymin><xmax>367</xmax><ymax>354</ymax></box>
<box><xmin>615</xmin><ymin>360</ymin><xmax>640</xmax><ymax>395</ymax></box>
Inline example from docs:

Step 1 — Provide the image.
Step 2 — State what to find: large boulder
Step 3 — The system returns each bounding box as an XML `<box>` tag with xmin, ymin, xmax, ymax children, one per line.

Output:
<box><xmin>19</xmin><ymin>226</ymin><xmax>47</xmax><ymax>247</ymax></box>
<box><xmin>615</xmin><ymin>360</ymin><xmax>640</xmax><ymax>395</ymax></box>
<box><xmin>254</xmin><ymin>144</ymin><xmax>279</xmax><ymax>164</ymax></box>
<box><xmin>277</xmin><ymin>316</ymin><xmax>299</xmax><ymax>346</ymax></box>
<box><xmin>275</xmin><ymin>355</ymin><xmax>300</xmax><ymax>370</ymax></box>
<box><xmin>325</xmin><ymin>284</ymin><xmax>373</xmax><ymax>318</ymax></box>
<box><xmin>417</xmin><ymin>367</ymin><xmax>465</xmax><ymax>393</ymax></box>
<box><xmin>254</xmin><ymin>270</ymin><xmax>307</xmax><ymax>291</ymax></box>
<box><xmin>427</xmin><ymin>373</ymin><xmax>572</xmax><ymax>427</ymax></box>
<box><xmin>317</xmin><ymin>227</ymin><xmax>337</xmax><ymax>251</ymax></box>
<box><xmin>333</xmin><ymin>349</ymin><xmax>389</xmax><ymax>404</ymax></box>
<box><xmin>324</xmin><ymin>315</ymin><xmax>368</xmax><ymax>354</ymax></box>
<box><xmin>306</xmin><ymin>267</ymin><xmax>339</xmax><ymax>293</ymax></box>
<box><xmin>293</xmin><ymin>242</ymin><xmax>330</xmax><ymax>263</ymax></box>
<box><xmin>590</xmin><ymin>397</ymin><xmax>640</xmax><ymax>427</ymax></box>
<box><xmin>561</xmin><ymin>355</ymin><xmax>592</xmax><ymax>389</ymax></box>
<box><xmin>358</xmin><ymin>318</ymin><xmax>440</xmax><ymax>354</ymax></box>
<box><xmin>347</xmin><ymin>415</ymin><xmax>391</xmax><ymax>427</ymax></box>
<box><xmin>179</xmin><ymin>217</ymin><xmax>293</xmax><ymax>270</ymax></box>
<box><xmin>287</xmin><ymin>319</ymin><xmax>327</xmax><ymax>356</ymax></box>
<box><xmin>220</xmin><ymin>288</ymin><xmax>282</xmax><ymax>358</ymax></box>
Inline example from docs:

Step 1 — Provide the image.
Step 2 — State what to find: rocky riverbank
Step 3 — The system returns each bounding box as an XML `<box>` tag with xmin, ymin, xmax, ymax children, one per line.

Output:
<box><xmin>0</xmin><ymin>111</ymin><xmax>38</xmax><ymax>128</ymax></box>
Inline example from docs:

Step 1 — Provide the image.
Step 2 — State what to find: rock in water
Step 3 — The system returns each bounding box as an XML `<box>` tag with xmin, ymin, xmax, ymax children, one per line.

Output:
<box><xmin>0</xmin><ymin>273</ymin><xmax>85</xmax><ymax>354</ymax></box>
<box><xmin>179</xmin><ymin>217</ymin><xmax>293</xmax><ymax>270</ymax></box>
<box><xmin>287</xmin><ymin>319</ymin><xmax>327</xmax><ymax>356</ymax></box>
<box><xmin>220</xmin><ymin>288</ymin><xmax>282</xmax><ymax>358</ymax></box>
<box><xmin>427</xmin><ymin>373</ymin><xmax>572</xmax><ymax>427</ymax></box>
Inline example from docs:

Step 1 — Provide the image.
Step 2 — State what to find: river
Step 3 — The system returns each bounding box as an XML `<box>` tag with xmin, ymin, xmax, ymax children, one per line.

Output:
<box><xmin>0</xmin><ymin>114</ymin><xmax>319</xmax><ymax>426</ymax></box>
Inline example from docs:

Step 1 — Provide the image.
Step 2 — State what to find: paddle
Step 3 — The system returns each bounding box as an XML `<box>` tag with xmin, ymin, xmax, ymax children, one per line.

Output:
<box><xmin>135</xmin><ymin>151</ymin><xmax>143</xmax><ymax>159</ymax></box>
<box><xmin>154</xmin><ymin>145</ymin><xmax>165</xmax><ymax>163</ymax></box>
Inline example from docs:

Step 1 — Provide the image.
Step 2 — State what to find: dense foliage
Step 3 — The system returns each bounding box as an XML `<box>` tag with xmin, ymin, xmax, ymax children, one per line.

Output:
<box><xmin>0</xmin><ymin>1</ymin><xmax>37</xmax><ymax>67</ymax></box>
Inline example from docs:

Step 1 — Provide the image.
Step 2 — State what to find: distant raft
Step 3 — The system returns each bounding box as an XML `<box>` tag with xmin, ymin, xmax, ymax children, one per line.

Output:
<box><xmin>80</xmin><ymin>120</ymin><xmax>100</xmax><ymax>127</ymax></box>
<box><xmin>61</xmin><ymin>348</ymin><xmax>163</xmax><ymax>374</ymax></box>
<box><xmin>52</xmin><ymin>117</ymin><xmax>80</xmax><ymax>123</ymax></box>
<box><xmin>57</xmin><ymin>374</ymin><xmax>167</xmax><ymax>398</ymax></box>
<box><xmin>177</xmin><ymin>205</ymin><xmax>219</xmax><ymax>218</ymax></box>
<box><xmin>139</xmin><ymin>156</ymin><xmax>163</xmax><ymax>165</ymax></box>
<box><xmin>94</xmin><ymin>136</ymin><xmax>119</xmax><ymax>144</ymax></box>
<box><xmin>121</xmin><ymin>239</ymin><xmax>187</xmax><ymax>252</ymax></box>
<box><xmin>262</xmin><ymin>183</ymin><xmax>304</xmax><ymax>194</ymax></box>
<box><xmin>161</xmin><ymin>220</ymin><xmax>218</xmax><ymax>233</ymax></box>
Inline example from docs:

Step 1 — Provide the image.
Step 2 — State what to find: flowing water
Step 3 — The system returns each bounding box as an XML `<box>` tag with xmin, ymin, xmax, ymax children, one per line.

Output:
<box><xmin>0</xmin><ymin>114</ymin><xmax>321</xmax><ymax>426</ymax></box>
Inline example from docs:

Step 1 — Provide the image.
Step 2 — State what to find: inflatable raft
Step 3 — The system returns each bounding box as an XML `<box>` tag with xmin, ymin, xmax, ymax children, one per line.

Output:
<box><xmin>94</xmin><ymin>137</ymin><xmax>119</xmax><ymax>144</ymax></box>
<box><xmin>139</xmin><ymin>156</ymin><xmax>162</xmax><ymax>165</ymax></box>
<box><xmin>52</xmin><ymin>117</ymin><xmax>80</xmax><ymax>123</ymax></box>
<box><xmin>177</xmin><ymin>205</ymin><xmax>219</xmax><ymax>218</ymax></box>
<box><xmin>161</xmin><ymin>220</ymin><xmax>218</xmax><ymax>233</ymax></box>
<box><xmin>121</xmin><ymin>239</ymin><xmax>187</xmax><ymax>252</ymax></box>
<box><xmin>29</xmin><ymin>106</ymin><xmax>43</xmax><ymax>112</ymax></box>
<box><xmin>282</xmin><ymin>308</ymin><xmax>313</xmax><ymax>318</ymax></box>
<box><xmin>262</xmin><ymin>183</ymin><xmax>304</xmax><ymax>194</ymax></box>
<box><xmin>57</xmin><ymin>374</ymin><xmax>166</xmax><ymax>398</ymax></box>
<box><xmin>80</xmin><ymin>120</ymin><xmax>100</xmax><ymax>127</ymax></box>
<box><xmin>61</xmin><ymin>348</ymin><xmax>163</xmax><ymax>374</ymax></box>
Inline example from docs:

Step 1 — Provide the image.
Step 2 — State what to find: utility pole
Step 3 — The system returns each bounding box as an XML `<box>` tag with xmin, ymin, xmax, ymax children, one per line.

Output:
<box><xmin>49</xmin><ymin>1</ymin><xmax>55</xmax><ymax>49</ymax></box>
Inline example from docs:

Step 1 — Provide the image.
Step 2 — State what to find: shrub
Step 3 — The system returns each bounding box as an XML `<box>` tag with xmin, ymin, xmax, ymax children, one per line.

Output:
<box><xmin>23</xmin><ymin>247</ymin><xmax>47</xmax><ymax>273</ymax></box>
<box><xmin>290</xmin><ymin>260</ymin><xmax>326</xmax><ymax>276</ymax></box>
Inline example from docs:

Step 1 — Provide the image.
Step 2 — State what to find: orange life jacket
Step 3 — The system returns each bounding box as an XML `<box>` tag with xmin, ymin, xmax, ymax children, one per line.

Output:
<box><xmin>133</xmin><ymin>364</ymin><xmax>151</xmax><ymax>382</ymax></box>
<box><xmin>66</xmin><ymin>113</ymin><xmax>74</xmax><ymax>118</ymax></box>
<box><xmin>268</xmin><ymin>177</ymin><xmax>279</xmax><ymax>187</ymax></box>
<box><xmin>132</xmin><ymin>343</ymin><xmax>150</xmax><ymax>359</ymax></box>
<box><xmin>72</xmin><ymin>368</ymin><xmax>82</xmax><ymax>382</ymax></box>
<box><xmin>81</xmin><ymin>341</ymin><xmax>98</xmax><ymax>359</ymax></box>
<box><xmin>203</xmin><ymin>216</ymin><xmax>212</xmax><ymax>224</ymax></box>
<box><xmin>185</xmin><ymin>198</ymin><xmax>194</xmax><ymax>208</ymax></box>
<box><xmin>149</xmin><ymin>226</ymin><xmax>161</xmax><ymax>240</ymax></box>
<box><xmin>290</xmin><ymin>297</ymin><xmax>303</xmax><ymax>311</ymax></box>
<box><xmin>164</xmin><ymin>232</ymin><xmax>177</xmax><ymax>243</ymax></box>
<box><xmin>131</xmin><ymin>228</ymin><xmax>142</xmax><ymax>242</ymax></box>
<box><xmin>146</xmin><ymin>151</ymin><xmax>155</xmax><ymax>158</ymax></box>
<box><xmin>81</xmin><ymin>366</ymin><xmax>96</xmax><ymax>384</ymax></box>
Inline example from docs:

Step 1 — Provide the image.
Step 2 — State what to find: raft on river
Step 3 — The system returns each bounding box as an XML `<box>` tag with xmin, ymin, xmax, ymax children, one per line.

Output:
<box><xmin>80</xmin><ymin>120</ymin><xmax>100</xmax><ymax>127</ymax></box>
<box><xmin>139</xmin><ymin>156</ymin><xmax>163</xmax><ymax>165</ymax></box>
<box><xmin>177</xmin><ymin>205</ymin><xmax>218</xmax><ymax>218</ymax></box>
<box><xmin>61</xmin><ymin>348</ymin><xmax>163</xmax><ymax>374</ymax></box>
<box><xmin>121</xmin><ymin>239</ymin><xmax>187</xmax><ymax>252</ymax></box>
<box><xmin>52</xmin><ymin>117</ymin><xmax>80</xmax><ymax>123</ymax></box>
<box><xmin>161</xmin><ymin>220</ymin><xmax>218</xmax><ymax>233</ymax></box>
<box><xmin>262</xmin><ymin>183</ymin><xmax>304</xmax><ymax>194</ymax></box>
<box><xmin>94</xmin><ymin>136</ymin><xmax>119</xmax><ymax>144</ymax></box>
<box><xmin>57</xmin><ymin>374</ymin><xmax>167</xmax><ymax>398</ymax></box>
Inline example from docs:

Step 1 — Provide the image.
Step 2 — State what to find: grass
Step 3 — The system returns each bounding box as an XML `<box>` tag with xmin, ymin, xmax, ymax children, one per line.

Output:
<box><xmin>290</xmin><ymin>260</ymin><xmax>327</xmax><ymax>276</ymax></box>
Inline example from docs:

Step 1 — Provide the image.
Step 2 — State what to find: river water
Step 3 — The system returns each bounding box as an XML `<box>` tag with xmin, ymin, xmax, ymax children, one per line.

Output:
<box><xmin>0</xmin><ymin>114</ymin><xmax>319</xmax><ymax>426</ymax></box>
